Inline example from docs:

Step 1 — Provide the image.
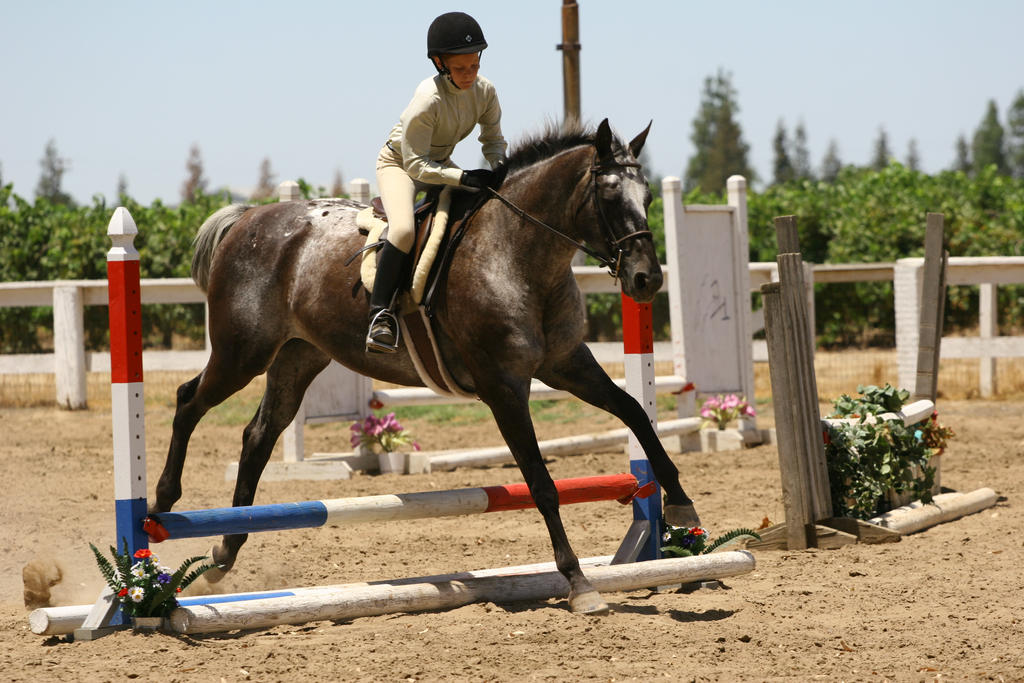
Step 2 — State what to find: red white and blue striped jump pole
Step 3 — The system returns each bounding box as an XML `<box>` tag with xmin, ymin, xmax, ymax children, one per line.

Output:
<box><xmin>143</xmin><ymin>473</ymin><xmax>655</xmax><ymax>542</ymax></box>
<box><xmin>621</xmin><ymin>294</ymin><xmax>662</xmax><ymax>561</ymax></box>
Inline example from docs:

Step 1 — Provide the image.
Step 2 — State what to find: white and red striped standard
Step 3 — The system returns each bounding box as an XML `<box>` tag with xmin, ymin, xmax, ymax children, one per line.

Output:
<box><xmin>621</xmin><ymin>294</ymin><xmax>662</xmax><ymax>561</ymax></box>
<box><xmin>107</xmin><ymin>207</ymin><xmax>148</xmax><ymax>557</ymax></box>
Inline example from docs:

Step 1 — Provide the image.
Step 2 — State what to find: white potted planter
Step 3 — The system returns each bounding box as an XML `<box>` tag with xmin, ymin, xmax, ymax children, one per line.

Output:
<box><xmin>699</xmin><ymin>428</ymin><xmax>745</xmax><ymax>452</ymax></box>
<box><xmin>377</xmin><ymin>451</ymin><xmax>407</xmax><ymax>474</ymax></box>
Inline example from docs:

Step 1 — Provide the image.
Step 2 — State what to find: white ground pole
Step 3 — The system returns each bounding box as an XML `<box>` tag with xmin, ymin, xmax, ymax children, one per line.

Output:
<box><xmin>167</xmin><ymin>551</ymin><xmax>756</xmax><ymax>635</ymax></box>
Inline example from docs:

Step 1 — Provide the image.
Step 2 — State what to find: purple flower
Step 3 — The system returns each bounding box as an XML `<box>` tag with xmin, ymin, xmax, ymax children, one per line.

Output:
<box><xmin>157</xmin><ymin>572</ymin><xmax>172</xmax><ymax>584</ymax></box>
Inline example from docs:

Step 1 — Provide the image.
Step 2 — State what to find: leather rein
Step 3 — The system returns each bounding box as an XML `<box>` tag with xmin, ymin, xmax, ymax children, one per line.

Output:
<box><xmin>485</xmin><ymin>156</ymin><xmax>652</xmax><ymax>280</ymax></box>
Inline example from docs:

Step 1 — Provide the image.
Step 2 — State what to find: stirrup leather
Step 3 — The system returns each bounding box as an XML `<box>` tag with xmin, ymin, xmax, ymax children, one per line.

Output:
<box><xmin>366</xmin><ymin>308</ymin><xmax>400</xmax><ymax>353</ymax></box>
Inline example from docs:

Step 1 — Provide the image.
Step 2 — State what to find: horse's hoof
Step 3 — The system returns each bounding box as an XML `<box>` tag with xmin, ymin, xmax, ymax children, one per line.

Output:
<box><xmin>664</xmin><ymin>503</ymin><xmax>701</xmax><ymax>529</ymax></box>
<box><xmin>569</xmin><ymin>590</ymin><xmax>610</xmax><ymax>615</ymax></box>
<box><xmin>204</xmin><ymin>545</ymin><xmax>232</xmax><ymax>583</ymax></box>
<box><xmin>202</xmin><ymin>565</ymin><xmax>229</xmax><ymax>584</ymax></box>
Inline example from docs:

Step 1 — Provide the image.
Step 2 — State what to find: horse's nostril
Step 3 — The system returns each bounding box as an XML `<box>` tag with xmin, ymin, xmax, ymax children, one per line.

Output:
<box><xmin>634</xmin><ymin>272</ymin><xmax>648</xmax><ymax>291</ymax></box>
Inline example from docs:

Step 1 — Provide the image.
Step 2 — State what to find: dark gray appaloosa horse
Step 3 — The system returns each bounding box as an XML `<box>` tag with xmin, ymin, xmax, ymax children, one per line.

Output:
<box><xmin>152</xmin><ymin>119</ymin><xmax>700</xmax><ymax>614</ymax></box>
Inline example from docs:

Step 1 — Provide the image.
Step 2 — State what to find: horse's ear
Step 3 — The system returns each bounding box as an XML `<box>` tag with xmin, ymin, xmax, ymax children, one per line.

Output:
<box><xmin>595</xmin><ymin>118</ymin><xmax>614</xmax><ymax>162</ymax></box>
<box><xmin>629</xmin><ymin>120</ymin><xmax>652</xmax><ymax>158</ymax></box>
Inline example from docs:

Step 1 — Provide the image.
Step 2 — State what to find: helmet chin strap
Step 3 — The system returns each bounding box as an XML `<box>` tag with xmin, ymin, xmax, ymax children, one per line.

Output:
<box><xmin>431</xmin><ymin>55</ymin><xmax>481</xmax><ymax>89</ymax></box>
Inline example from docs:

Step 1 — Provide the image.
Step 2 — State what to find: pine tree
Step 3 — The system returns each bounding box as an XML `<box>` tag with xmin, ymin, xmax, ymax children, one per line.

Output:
<box><xmin>330</xmin><ymin>168</ymin><xmax>345</xmax><ymax>197</ymax></box>
<box><xmin>953</xmin><ymin>134</ymin><xmax>971</xmax><ymax>173</ymax></box>
<box><xmin>35</xmin><ymin>139</ymin><xmax>75</xmax><ymax>205</ymax></box>
<box><xmin>116</xmin><ymin>174</ymin><xmax>129</xmax><ymax>201</ymax></box>
<box><xmin>180</xmin><ymin>144</ymin><xmax>208</xmax><ymax>203</ymax></box>
<box><xmin>683</xmin><ymin>70</ymin><xmax>755</xmax><ymax>193</ymax></box>
<box><xmin>772</xmin><ymin>120</ymin><xmax>794</xmax><ymax>185</ymax></box>
<box><xmin>905</xmin><ymin>138</ymin><xmax>921</xmax><ymax>171</ymax></box>
<box><xmin>251</xmin><ymin>158</ymin><xmax>276</xmax><ymax>200</ymax></box>
<box><xmin>821</xmin><ymin>139</ymin><xmax>842</xmax><ymax>182</ymax></box>
<box><xmin>972</xmin><ymin>99</ymin><xmax>1008</xmax><ymax>174</ymax></box>
<box><xmin>792</xmin><ymin>122</ymin><xmax>812</xmax><ymax>180</ymax></box>
<box><xmin>870</xmin><ymin>127</ymin><xmax>891</xmax><ymax>170</ymax></box>
<box><xmin>1006</xmin><ymin>89</ymin><xmax>1024</xmax><ymax>179</ymax></box>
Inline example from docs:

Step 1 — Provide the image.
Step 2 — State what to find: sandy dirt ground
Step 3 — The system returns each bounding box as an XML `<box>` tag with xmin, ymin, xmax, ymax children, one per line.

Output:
<box><xmin>2</xmin><ymin>391</ymin><xmax>1023</xmax><ymax>682</ymax></box>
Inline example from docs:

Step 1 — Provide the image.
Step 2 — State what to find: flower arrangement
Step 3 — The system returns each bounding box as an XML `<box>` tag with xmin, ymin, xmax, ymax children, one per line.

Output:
<box><xmin>824</xmin><ymin>384</ymin><xmax>953</xmax><ymax>519</ymax></box>
<box><xmin>661</xmin><ymin>526</ymin><xmax>761</xmax><ymax>558</ymax></box>
<box><xmin>699</xmin><ymin>394</ymin><xmax>756</xmax><ymax>430</ymax></box>
<box><xmin>919</xmin><ymin>410</ymin><xmax>956</xmax><ymax>452</ymax></box>
<box><xmin>90</xmin><ymin>540</ymin><xmax>216</xmax><ymax>618</ymax></box>
<box><xmin>350</xmin><ymin>412</ymin><xmax>420</xmax><ymax>454</ymax></box>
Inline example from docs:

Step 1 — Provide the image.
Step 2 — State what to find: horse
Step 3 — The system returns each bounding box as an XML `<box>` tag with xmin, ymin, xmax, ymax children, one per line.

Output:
<box><xmin>153</xmin><ymin>119</ymin><xmax>701</xmax><ymax>615</ymax></box>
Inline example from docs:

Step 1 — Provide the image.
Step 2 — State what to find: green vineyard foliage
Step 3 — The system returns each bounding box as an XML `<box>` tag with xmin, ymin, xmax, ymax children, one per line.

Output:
<box><xmin>2</xmin><ymin>162</ymin><xmax>1023</xmax><ymax>353</ymax></box>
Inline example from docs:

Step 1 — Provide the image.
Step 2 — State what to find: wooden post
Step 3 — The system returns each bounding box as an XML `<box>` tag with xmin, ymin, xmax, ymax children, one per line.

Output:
<box><xmin>277</xmin><ymin>180</ymin><xmax>301</xmax><ymax>202</ymax></box>
<box><xmin>53</xmin><ymin>284</ymin><xmax>87</xmax><ymax>409</ymax></box>
<box><xmin>558</xmin><ymin>0</ymin><xmax>581</xmax><ymax>129</ymax></box>
<box><xmin>979</xmin><ymin>283</ymin><xmax>997</xmax><ymax>397</ymax></box>
<box><xmin>727</xmin><ymin>176</ymin><xmax>756</xmax><ymax>433</ymax></box>
<box><xmin>913</xmin><ymin>213</ymin><xmax>948</xmax><ymax>403</ymax></box>
<box><xmin>761</xmin><ymin>282</ymin><xmax>813</xmax><ymax>549</ymax></box>
<box><xmin>349</xmin><ymin>178</ymin><xmax>371</xmax><ymax>205</ymax></box>
<box><xmin>759</xmin><ymin>217</ymin><xmax>832</xmax><ymax>549</ymax></box>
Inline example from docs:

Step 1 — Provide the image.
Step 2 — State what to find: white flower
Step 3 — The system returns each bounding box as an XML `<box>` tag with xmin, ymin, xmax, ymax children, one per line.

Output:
<box><xmin>130</xmin><ymin>562</ymin><xmax>147</xmax><ymax>578</ymax></box>
<box><xmin>128</xmin><ymin>586</ymin><xmax>145</xmax><ymax>603</ymax></box>
<box><xmin>662</xmin><ymin>532</ymin><xmax>672</xmax><ymax>542</ymax></box>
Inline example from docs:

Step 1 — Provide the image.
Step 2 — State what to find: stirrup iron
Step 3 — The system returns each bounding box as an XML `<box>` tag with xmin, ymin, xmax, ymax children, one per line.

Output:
<box><xmin>366</xmin><ymin>308</ymin><xmax>400</xmax><ymax>353</ymax></box>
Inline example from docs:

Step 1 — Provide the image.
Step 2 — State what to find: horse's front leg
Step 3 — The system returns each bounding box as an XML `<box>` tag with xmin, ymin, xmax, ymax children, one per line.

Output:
<box><xmin>473</xmin><ymin>370</ymin><xmax>610</xmax><ymax>615</ymax></box>
<box><xmin>536</xmin><ymin>345</ymin><xmax>701</xmax><ymax>529</ymax></box>
<box><xmin>210</xmin><ymin>340</ymin><xmax>330</xmax><ymax>575</ymax></box>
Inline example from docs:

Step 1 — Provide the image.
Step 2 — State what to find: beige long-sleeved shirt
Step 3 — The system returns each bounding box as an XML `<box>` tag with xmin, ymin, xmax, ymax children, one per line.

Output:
<box><xmin>385</xmin><ymin>73</ymin><xmax>507</xmax><ymax>186</ymax></box>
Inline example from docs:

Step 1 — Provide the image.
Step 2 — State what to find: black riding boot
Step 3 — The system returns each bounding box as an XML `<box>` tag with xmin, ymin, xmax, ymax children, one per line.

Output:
<box><xmin>365</xmin><ymin>241</ymin><xmax>408</xmax><ymax>353</ymax></box>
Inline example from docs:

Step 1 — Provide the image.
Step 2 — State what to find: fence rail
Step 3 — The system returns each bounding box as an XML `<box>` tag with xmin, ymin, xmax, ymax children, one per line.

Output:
<box><xmin>3</xmin><ymin>260</ymin><xmax>1024</xmax><ymax>406</ymax></box>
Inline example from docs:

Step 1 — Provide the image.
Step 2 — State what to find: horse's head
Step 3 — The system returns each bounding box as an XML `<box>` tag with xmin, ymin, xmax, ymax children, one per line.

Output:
<box><xmin>585</xmin><ymin>119</ymin><xmax>663</xmax><ymax>303</ymax></box>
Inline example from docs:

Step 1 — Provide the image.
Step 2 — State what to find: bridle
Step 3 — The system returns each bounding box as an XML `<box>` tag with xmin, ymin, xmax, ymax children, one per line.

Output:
<box><xmin>486</xmin><ymin>154</ymin><xmax>653</xmax><ymax>281</ymax></box>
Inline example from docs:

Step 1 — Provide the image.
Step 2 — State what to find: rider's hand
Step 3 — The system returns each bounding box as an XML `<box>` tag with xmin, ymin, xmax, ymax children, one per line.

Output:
<box><xmin>460</xmin><ymin>168</ymin><xmax>496</xmax><ymax>190</ymax></box>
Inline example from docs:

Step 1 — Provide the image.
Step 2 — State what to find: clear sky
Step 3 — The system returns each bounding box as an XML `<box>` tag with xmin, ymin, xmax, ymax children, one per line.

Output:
<box><xmin>3</xmin><ymin>0</ymin><xmax>1022</xmax><ymax>205</ymax></box>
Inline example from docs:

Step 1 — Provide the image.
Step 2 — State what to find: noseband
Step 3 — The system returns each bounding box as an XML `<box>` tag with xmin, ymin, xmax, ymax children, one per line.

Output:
<box><xmin>486</xmin><ymin>155</ymin><xmax>652</xmax><ymax>281</ymax></box>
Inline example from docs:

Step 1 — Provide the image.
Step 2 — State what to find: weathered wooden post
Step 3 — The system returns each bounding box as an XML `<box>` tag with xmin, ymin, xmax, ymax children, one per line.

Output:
<box><xmin>913</xmin><ymin>213</ymin><xmax>948</xmax><ymax>403</ymax></box>
<box><xmin>760</xmin><ymin>216</ymin><xmax>831</xmax><ymax>549</ymax></box>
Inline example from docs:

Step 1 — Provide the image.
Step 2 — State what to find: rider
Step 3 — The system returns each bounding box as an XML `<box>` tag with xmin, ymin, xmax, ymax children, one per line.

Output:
<box><xmin>366</xmin><ymin>11</ymin><xmax>508</xmax><ymax>353</ymax></box>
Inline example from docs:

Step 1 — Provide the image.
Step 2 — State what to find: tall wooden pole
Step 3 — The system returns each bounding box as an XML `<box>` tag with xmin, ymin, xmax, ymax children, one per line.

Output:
<box><xmin>558</xmin><ymin>0</ymin><xmax>581</xmax><ymax>128</ymax></box>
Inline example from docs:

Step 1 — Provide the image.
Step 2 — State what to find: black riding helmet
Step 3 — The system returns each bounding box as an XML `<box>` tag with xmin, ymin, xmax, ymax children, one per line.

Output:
<box><xmin>427</xmin><ymin>12</ymin><xmax>487</xmax><ymax>58</ymax></box>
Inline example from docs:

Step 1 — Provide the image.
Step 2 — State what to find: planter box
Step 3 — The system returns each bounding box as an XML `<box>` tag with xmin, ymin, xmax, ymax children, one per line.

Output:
<box><xmin>885</xmin><ymin>451</ymin><xmax>943</xmax><ymax>509</ymax></box>
<box><xmin>376</xmin><ymin>451</ymin><xmax>432</xmax><ymax>475</ymax></box>
<box><xmin>699</xmin><ymin>429</ymin><xmax>745</xmax><ymax>453</ymax></box>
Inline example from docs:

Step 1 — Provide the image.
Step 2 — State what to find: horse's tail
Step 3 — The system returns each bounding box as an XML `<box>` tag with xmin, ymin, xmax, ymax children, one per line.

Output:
<box><xmin>191</xmin><ymin>204</ymin><xmax>253</xmax><ymax>293</ymax></box>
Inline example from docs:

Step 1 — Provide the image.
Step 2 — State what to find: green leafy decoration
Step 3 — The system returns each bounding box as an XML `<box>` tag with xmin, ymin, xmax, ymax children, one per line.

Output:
<box><xmin>824</xmin><ymin>383</ymin><xmax>947</xmax><ymax>519</ymax></box>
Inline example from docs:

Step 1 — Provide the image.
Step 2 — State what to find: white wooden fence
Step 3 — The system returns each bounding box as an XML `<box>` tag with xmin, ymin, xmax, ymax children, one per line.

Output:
<box><xmin>2</xmin><ymin>180</ymin><xmax>1023</xmax><ymax>406</ymax></box>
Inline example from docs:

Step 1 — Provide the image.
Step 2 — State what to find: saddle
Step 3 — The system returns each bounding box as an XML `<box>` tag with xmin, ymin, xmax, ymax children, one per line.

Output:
<box><xmin>355</xmin><ymin>186</ymin><xmax>483</xmax><ymax>398</ymax></box>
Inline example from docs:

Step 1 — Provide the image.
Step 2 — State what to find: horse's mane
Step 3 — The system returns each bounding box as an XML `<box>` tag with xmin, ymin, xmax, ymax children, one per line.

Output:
<box><xmin>503</xmin><ymin>122</ymin><xmax>596</xmax><ymax>172</ymax></box>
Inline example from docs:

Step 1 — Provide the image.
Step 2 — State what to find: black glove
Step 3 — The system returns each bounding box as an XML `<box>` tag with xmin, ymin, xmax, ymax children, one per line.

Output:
<box><xmin>460</xmin><ymin>168</ymin><xmax>496</xmax><ymax>190</ymax></box>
